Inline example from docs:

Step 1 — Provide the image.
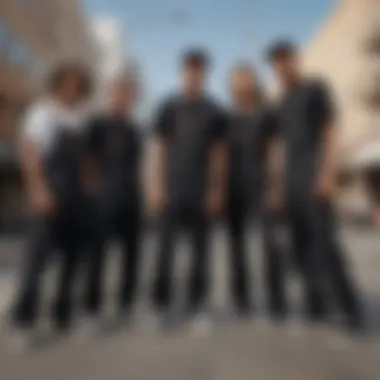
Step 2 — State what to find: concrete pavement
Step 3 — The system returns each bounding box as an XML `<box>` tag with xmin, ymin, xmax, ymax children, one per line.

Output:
<box><xmin>0</xmin><ymin>226</ymin><xmax>380</xmax><ymax>379</ymax></box>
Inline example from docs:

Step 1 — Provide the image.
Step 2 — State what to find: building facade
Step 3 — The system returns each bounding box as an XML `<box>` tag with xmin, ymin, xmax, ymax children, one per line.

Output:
<box><xmin>90</xmin><ymin>17</ymin><xmax>127</xmax><ymax>109</ymax></box>
<box><xmin>0</xmin><ymin>0</ymin><xmax>98</xmax><ymax>232</ymax></box>
<box><xmin>302</xmin><ymin>0</ymin><xmax>380</xmax><ymax>219</ymax></box>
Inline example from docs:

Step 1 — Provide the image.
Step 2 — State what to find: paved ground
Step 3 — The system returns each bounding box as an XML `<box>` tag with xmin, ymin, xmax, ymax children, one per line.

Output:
<box><xmin>0</xmin><ymin>226</ymin><xmax>380</xmax><ymax>380</ymax></box>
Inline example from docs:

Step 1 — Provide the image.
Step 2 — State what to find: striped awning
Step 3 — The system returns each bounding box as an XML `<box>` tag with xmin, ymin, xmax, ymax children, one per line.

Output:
<box><xmin>346</xmin><ymin>139</ymin><xmax>380</xmax><ymax>170</ymax></box>
<box><xmin>0</xmin><ymin>142</ymin><xmax>19</xmax><ymax>167</ymax></box>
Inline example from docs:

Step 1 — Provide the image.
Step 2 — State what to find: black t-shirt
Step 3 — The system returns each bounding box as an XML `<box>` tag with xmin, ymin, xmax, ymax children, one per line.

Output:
<box><xmin>24</xmin><ymin>101</ymin><xmax>88</xmax><ymax>207</ymax></box>
<box><xmin>154</xmin><ymin>95</ymin><xmax>227</xmax><ymax>208</ymax></box>
<box><xmin>276</xmin><ymin>78</ymin><xmax>335</xmax><ymax>186</ymax></box>
<box><xmin>86</xmin><ymin>114</ymin><xmax>142</xmax><ymax>207</ymax></box>
<box><xmin>227</xmin><ymin>107</ymin><xmax>277</xmax><ymax>203</ymax></box>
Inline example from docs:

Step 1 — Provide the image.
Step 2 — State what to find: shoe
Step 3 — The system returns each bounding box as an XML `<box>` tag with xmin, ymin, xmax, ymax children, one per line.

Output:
<box><xmin>76</xmin><ymin>315</ymin><xmax>102</xmax><ymax>338</ymax></box>
<box><xmin>7</xmin><ymin>327</ymin><xmax>36</xmax><ymax>353</ymax></box>
<box><xmin>52</xmin><ymin>301</ymin><xmax>74</xmax><ymax>335</ymax></box>
<box><xmin>305</xmin><ymin>299</ymin><xmax>328</xmax><ymax>324</ymax></box>
<box><xmin>187</xmin><ymin>305</ymin><xmax>212</xmax><ymax>337</ymax></box>
<box><xmin>269</xmin><ymin>309</ymin><xmax>288</xmax><ymax>323</ymax></box>
<box><xmin>145</xmin><ymin>305</ymin><xmax>171</xmax><ymax>332</ymax></box>
<box><xmin>346</xmin><ymin>312</ymin><xmax>366</xmax><ymax>337</ymax></box>
<box><xmin>113</xmin><ymin>307</ymin><xmax>133</xmax><ymax>330</ymax></box>
<box><xmin>234</xmin><ymin>302</ymin><xmax>254</xmax><ymax>320</ymax></box>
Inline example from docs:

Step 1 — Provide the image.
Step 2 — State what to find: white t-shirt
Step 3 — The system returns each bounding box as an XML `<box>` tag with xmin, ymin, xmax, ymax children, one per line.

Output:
<box><xmin>22</xmin><ymin>99</ymin><xmax>84</xmax><ymax>154</ymax></box>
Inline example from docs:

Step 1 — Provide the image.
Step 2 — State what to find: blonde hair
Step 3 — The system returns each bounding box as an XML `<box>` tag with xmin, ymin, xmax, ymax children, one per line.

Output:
<box><xmin>230</xmin><ymin>62</ymin><xmax>266</xmax><ymax>107</ymax></box>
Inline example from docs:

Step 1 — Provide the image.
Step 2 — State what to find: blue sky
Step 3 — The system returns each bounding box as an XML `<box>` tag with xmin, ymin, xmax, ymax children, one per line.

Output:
<box><xmin>86</xmin><ymin>0</ymin><xmax>332</xmax><ymax>107</ymax></box>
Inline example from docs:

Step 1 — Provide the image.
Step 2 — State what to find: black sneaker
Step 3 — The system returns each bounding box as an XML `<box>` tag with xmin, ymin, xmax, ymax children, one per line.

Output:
<box><xmin>269</xmin><ymin>305</ymin><xmax>288</xmax><ymax>323</ymax></box>
<box><xmin>54</xmin><ymin>316</ymin><xmax>73</xmax><ymax>335</ymax></box>
<box><xmin>234</xmin><ymin>301</ymin><xmax>253</xmax><ymax>320</ymax></box>
<box><xmin>7</xmin><ymin>326</ymin><xmax>36</xmax><ymax>353</ymax></box>
<box><xmin>346</xmin><ymin>312</ymin><xmax>366</xmax><ymax>337</ymax></box>
<box><xmin>305</xmin><ymin>299</ymin><xmax>328</xmax><ymax>324</ymax></box>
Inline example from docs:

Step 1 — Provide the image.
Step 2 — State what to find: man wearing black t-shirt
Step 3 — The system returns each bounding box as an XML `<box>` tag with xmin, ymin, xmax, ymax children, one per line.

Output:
<box><xmin>149</xmin><ymin>49</ymin><xmax>228</xmax><ymax>322</ymax></box>
<box><xmin>266</xmin><ymin>41</ymin><xmax>363</xmax><ymax>332</ymax></box>
<box><xmin>12</xmin><ymin>63</ymin><xmax>93</xmax><ymax>348</ymax></box>
<box><xmin>84</xmin><ymin>74</ymin><xmax>142</xmax><ymax>323</ymax></box>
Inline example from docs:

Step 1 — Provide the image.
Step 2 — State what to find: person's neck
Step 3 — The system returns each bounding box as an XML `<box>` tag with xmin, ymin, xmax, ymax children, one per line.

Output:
<box><xmin>236</xmin><ymin>97</ymin><xmax>257</xmax><ymax>114</ymax></box>
<box><xmin>53</xmin><ymin>94</ymin><xmax>74</xmax><ymax>110</ymax></box>
<box><xmin>110</xmin><ymin>108</ymin><xmax>129</xmax><ymax>120</ymax></box>
<box><xmin>284</xmin><ymin>74</ymin><xmax>302</xmax><ymax>91</ymax></box>
<box><xmin>183</xmin><ymin>89</ymin><xmax>203</xmax><ymax>102</ymax></box>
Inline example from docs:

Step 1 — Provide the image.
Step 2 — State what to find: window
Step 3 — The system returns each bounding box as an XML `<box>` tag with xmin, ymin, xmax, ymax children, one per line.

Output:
<box><xmin>0</xmin><ymin>20</ymin><xmax>6</xmax><ymax>53</ymax></box>
<box><xmin>30</xmin><ymin>57</ymin><xmax>46</xmax><ymax>84</ymax></box>
<box><xmin>374</xmin><ymin>56</ymin><xmax>380</xmax><ymax>76</ymax></box>
<box><xmin>0</xmin><ymin>19</ymin><xmax>40</xmax><ymax>75</ymax></box>
<box><xmin>0</xmin><ymin>19</ymin><xmax>11</xmax><ymax>57</ymax></box>
<box><xmin>9</xmin><ymin>37</ymin><xmax>31</xmax><ymax>67</ymax></box>
<box><xmin>364</xmin><ymin>15</ymin><xmax>380</xmax><ymax>53</ymax></box>
<box><xmin>16</xmin><ymin>0</ymin><xmax>31</xmax><ymax>6</ymax></box>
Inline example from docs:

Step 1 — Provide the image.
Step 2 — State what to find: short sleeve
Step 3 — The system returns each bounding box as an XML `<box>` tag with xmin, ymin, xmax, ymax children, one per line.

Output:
<box><xmin>211</xmin><ymin>106</ymin><xmax>228</xmax><ymax>141</ymax></box>
<box><xmin>85</xmin><ymin>116</ymin><xmax>104</xmax><ymax>155</ymax></box>
<box><xmin>132</xmin><ymin>126</ymin><xmax>143</xmax><ymax>161</ymax></box>
<box><xmin>22</xmin><ymin>104</ymin><xmax>53</xmax><ymax>151</ymax></box>
<box><xmin>312</xmin><ymin>80</ymin><xmax>336</xmax><ymax>128</ymax></box>
<box><xmin>263</xmin><ymin>107</ymin><xmax>280</xmax><ymax>140</ymax></box>
<box><xmin>153</xmin><ymin>100</ymin><xmax>173</xmax><ymax>139</ymax></box>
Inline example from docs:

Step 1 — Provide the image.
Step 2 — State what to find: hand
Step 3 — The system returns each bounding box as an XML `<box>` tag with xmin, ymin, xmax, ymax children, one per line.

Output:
<box><xmin>148</xmin><ymin>186</ymin><xmax>167</xmax><ymax>214</ymax></box>
<box><xmin>31</xmin><ymin>186</ymin><xmax>55</xmax><ymax>216</ymax></box>
<box><xmin>204</xmin><ymin>190</ymin><xmax>225</xmax><ymax>216</ymax></box>
<box><xmin>315</xmin><ymin>170</ymin><xmax>336</xmax><ymax>200</ymax></box>
<box><xmin>265</xmin><ymin>188</ymin><xmax>283</xmax><ymax>212</ymax></box>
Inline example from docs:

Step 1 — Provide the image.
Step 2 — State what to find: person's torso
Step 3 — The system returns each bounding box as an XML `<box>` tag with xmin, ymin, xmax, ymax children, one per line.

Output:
<box><xmin>39</xmin><ymin>101</ymin><xmax>86</xmax><ymax>205</ymax></box>
<box><xmin>277</xmin><ymin>80</ymin><xmax>324</xmax><ymax>186</ymax></box>
<box><xmin>165</xmin><ymin>96</ymin><xmax>223</xmax><ymax>205</ymax></box>
<box><xmin>227</xmin><ymin>109</ymin><xmax>270</xmax><ymax>192</ymax></box>
<box><xmin>95</xmin><ymin>116</ymin><xmax>141</xmax><ymax>205</ymax></box>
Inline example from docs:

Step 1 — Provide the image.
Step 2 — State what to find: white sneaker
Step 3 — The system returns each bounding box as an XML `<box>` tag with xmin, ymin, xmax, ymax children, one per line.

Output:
<box><xmin>190</xmin><ymin>312</ymin><xmax>212</xmax><ymax>337</ymax></box>
<box><xmin>7</xmin><ymin>329</ymin><xmax>35</xmax><ymax>354</ymax></box>
<box><xmin>254</xmin><ymin>316</ymin><xmax>271</xmax><ymax>331</ymax></box>
<box><xmin>77</xmin><ymin>316</ymin><xmax>101</xmax><ymax>339</ymax></box>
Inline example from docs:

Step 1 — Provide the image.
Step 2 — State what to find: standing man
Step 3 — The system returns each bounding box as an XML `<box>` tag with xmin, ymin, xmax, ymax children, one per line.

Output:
<box><xmin>12</xmin><ymin>62</ymin><xmax>93</xmax><ymax>345</ymax></box>
<box><xmin>83</xmin><ymin>72</ymin><xmax>143</xmax><ymax>324</ymax></box>
<box><xmin>226</xmin><ymin>63</ymin><xmax>287</xmax><ymax>319</ymax></box>
<box><xmin>266</xmin><ymin>41</ymin><xmax>363</xmax><ymax>332</ymax></box>
<box><xmin>149</xmin><ymin>49</ymin><xmax>227</xmax><ymax>323</ymax></box>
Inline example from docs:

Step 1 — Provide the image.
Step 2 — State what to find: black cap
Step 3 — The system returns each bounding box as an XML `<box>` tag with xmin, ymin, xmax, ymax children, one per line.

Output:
<box><xmin>266</xmin><ymin>40</ymin><xmax>297</xmax><ymax>62</ymax></box>
<box><xmin>182</xmin><ymin>48</ymin><xmax>210</xmax><ymax>68</ymax></box>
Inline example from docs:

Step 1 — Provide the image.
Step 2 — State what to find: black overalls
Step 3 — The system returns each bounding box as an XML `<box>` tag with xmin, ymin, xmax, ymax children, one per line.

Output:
<box><xmin>84</xmin><ymin>115</ymin><xmax>142</xmax><ymax>315</ymax></box>
<box><xmin>13</xmin><ymin>124</ymin><xmax>89</xmax><ymax>331</ymax></box>
<box><xmin>152</xmin><ymin>96</ymin><xmax>226</xmax><ymax>314</ymax></box>
<box><xmin>226</xmin><ymin>108</ymin><xmax>287</xmax><ymax>316</ymax></box>
<box><xmin>278</xmin><ymin>79</ymin><xmax>361</xmax><ymax>323</ymax></box>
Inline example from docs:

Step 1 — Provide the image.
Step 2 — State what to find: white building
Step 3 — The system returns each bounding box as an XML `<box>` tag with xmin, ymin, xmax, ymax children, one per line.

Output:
<box><xmin>90</xmin><ymin>17</ymin><xmax>127</xmax><ymax>106</ymax></box>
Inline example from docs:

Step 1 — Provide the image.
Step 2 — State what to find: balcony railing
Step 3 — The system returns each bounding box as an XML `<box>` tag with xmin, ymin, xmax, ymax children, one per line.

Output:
<box><xmin>364</xmin><ymin>14</ymin><xmax>380</xmax><ymax>53</ymax></box>
<box><xmin>359</xmin><ymin>59</ymin><xmax>380</xmax><ymax>106</ymax></box>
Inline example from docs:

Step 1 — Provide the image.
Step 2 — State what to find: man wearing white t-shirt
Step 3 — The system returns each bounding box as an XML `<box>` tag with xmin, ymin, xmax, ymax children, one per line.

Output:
<box><xmin>12</xmin><ymin>63</ymin><xmax>93</xmax><ymax>342</ymax></box>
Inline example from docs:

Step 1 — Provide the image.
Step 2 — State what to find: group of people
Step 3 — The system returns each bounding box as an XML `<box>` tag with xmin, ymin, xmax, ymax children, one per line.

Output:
<box><xmin>10</xmin><ymin>40</ymin><xmax>364</xmax><ymax>347</ymax></box>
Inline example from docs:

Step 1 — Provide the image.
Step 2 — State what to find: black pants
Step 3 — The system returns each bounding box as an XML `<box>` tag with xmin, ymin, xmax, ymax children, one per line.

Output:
<box><xmin>262</xmin><ymin>210</ymin><xmax>288</xmax><ymax>316</ymax></box>
<box><xmin>287</xmin><ymin>193</ymin><xmax>361</xmax><ymax>321</ymax></box>
<box><xmin>13</xmin><ymin>208</ymin><xmax>87</xmax><ymax>330</ymax></box>
<box><xmin>226</xmin><ymin>200</ymin><xmax>251</xmax><ymax>312</ymax></box>
<box><xmin>227</xmin><ymin>197</ymin><xmax>287</xmax><ymax>315</ymax></box>
<box><xmin>84</xmin><ymin>204</ymin><xmax>141</xmax><ymax>315</ymax></box>
<box><xmin>152</xmin><ymin>207</ymin><xmax>210</xmax><ymax>313</ymax></box>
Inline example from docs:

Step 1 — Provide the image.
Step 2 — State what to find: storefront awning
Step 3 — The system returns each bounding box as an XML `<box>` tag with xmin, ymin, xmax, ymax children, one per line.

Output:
<box><xmin>346</xmin><ymin>139</ymin><xmax>380</xmax><ymax>170</ymax></box>
<box><xmin>0</xmin><ymin>142</ymin><xmax>19</xmax><ymax>168</ymax></box>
